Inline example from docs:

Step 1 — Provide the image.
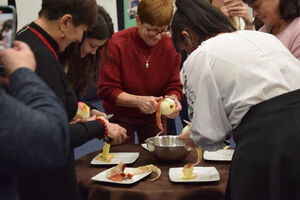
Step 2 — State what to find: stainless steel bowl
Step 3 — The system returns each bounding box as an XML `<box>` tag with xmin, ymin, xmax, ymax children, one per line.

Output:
<box><xmin>145</xmin><ymin>135</ymin><xmax>191</xmax><ymax>162</ymax></box>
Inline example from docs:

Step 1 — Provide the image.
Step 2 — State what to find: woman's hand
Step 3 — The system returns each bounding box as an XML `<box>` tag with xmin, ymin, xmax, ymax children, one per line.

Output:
<box><xmin>224</xmin><ymin>0</ymin><xmax>253</xmax><ymax>27</ymax></box>
<box><xmin>137</xmin><ymin>96</ymin><xmax>163</xmax><ymax>114</ymax></box>
<box><xmin>69</xmin><ymin>115</ymin><xmax>97</xmax><ymax>124</ymax></box>
<box><xmin>106</xmin><ymin>122</ymin><xmax>127</xmax><ymax>145</ymax></box>
<box><xmin>90</xmin><ymin>109</ymin><xmax>106</xmax><ymax>117</ymax></box>
<box><xmin>178</xmin><ymin>125</ymin><xmax>198</xmax><ymax>149</ymax></box>
<box><xmin>0</xmin><ymin>41</ymin><xmax>36</xmax><ymax>76</ymax></box>
<box><xmin>164</xmin><ymin>95</ymin><xmax>182</xmax><ymax>119</ymax></box>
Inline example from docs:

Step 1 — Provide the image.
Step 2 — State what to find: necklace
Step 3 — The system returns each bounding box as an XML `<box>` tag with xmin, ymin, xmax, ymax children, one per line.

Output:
<box><xmin>137</xmin><ymin>46</ymin><xmax>156</xmax><ymax>68</ymax></box>
<box><xmin>143</xmin><ymin>49</ymin><xmax>155</xmax><ymax>68</ymax></box>
<box><xmin>134</xmin><ymin>38</ymin><xmax>156</xmax><ymax>68</ymax></box>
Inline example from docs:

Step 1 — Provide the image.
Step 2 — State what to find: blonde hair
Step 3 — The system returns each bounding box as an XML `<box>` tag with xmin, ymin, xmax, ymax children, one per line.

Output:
<box><xmin>207</xmin><ymin>0</ymin><xmax>241</xmax><ymax>30</ymax></box>
<box><xmin>137</xmin><ymin>0</ymin><xmax>173</xmax><ymax>26</ymax></box>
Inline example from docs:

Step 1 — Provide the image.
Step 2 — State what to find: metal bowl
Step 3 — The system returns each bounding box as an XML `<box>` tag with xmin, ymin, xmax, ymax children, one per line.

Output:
<box><xmin>145</xmin><ymin>135</ymin><xmax>191</xmax><ymax>162</ymax></box>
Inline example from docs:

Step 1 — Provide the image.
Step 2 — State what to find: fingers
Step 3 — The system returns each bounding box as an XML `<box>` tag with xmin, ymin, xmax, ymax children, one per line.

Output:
<box><xmin>107</xmin><ymin>123</ymin><xmax>127</xmax><ymax>145</ymax></box>
<box><xmin>90</xmin><ymin>109</ymin><xmax>106</xmax><ymax>117</ymax></box>
<box><xmin>12</xmin><ymin>41</ymin><xmax>29</xmax><ymax>50</ymax></box>
<box><xmin>139</xmin><ymin>96</ymin><xmax>160</xmax><ymax>114</ymax></box>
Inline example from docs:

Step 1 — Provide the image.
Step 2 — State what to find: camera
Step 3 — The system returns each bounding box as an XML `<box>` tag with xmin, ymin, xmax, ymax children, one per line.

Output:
<box><xmin>0</xmin><ymin>5</ymin><xmax>16</xmax><ymax>76</ymax></box>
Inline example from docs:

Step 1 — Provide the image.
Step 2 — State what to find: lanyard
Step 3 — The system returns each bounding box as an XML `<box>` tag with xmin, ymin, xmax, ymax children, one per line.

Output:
<box><xmin>29</xmin><ymin>27</ymin><xmax>58</xmax><ymax>60</ymax></box>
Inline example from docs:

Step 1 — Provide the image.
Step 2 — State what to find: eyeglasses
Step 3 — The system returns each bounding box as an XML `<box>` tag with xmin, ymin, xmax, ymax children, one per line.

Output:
<box><xmin>143</xmin><ymin>23</ymin><xmax>169</xmax><ymax>36</ymax></box>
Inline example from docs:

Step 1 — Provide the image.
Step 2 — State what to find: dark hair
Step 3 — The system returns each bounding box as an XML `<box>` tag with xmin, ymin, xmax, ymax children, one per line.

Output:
<box><xmin>0</xmin><ymin>19</ymin><xmax>12</xmax><ymax>40</ymax></box>
<box><xmin>171</xmin><ymin>0</ymin><xmax>236</xmax><ymax>52</ymax></box>
<box><xmin>39</xmin><ymin>0</ymin><xmax>98</xmax><ymax>29</ymax></box>
<box><xmin>60</xmin><ymin>6</ymin><xmax>114</xmax><ymax>97</ymax></box>
<box><xmin>242</xmin><ymin>0</ymin><xmax>300</xmax><ymax>21</ymax></box>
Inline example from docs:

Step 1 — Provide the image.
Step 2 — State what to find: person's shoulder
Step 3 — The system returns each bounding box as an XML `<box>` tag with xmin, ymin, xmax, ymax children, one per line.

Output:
<box><xmin>109</xmin><ymin>27</ymin><xmax>136</xmax><ymax>48</ymax></box>
<box><xmin>112</xmin><ymin>27</ymin><xmax>136</xmax><ymax>40</ymax></box>
<box><xmin>290</xmin><ymin>17</ymin><xmax>300</xmax><ymax>31</ymax></box>
<box><xmin>159</xmin><ymin>34</ymin><xmax>178</xmax><ymax>52</ymax></box>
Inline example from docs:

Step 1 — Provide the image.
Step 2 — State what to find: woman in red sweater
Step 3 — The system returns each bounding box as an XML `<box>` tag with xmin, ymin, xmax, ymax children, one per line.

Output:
<box><xmin>98</xmin><ymin>0</ymin><xmax>183</xmax><ymax>144</ymax></box>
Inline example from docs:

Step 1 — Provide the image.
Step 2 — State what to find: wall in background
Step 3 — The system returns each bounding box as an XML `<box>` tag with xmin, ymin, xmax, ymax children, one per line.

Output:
<box><xmin>13</xmin><ymin>0</ymin><xmax>118</xmax><ymax>32</ymax></box>
<box><xmin>0</xmin><ymin>0</ymin><xmax>7</xmax><ymax>5</ymax></box>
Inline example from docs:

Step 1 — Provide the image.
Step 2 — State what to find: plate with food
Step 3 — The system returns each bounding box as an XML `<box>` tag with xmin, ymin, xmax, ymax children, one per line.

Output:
<box><xmin>90</xmin><ymin>141</ymin><xmax>139</xmax><ymax>165</ymax></box>
<box><xmin>91</xmin><ymin>162</ymin><xmax>161</xmax><ymax>184</ymax></box>
<box><xmin>141</xmin><ymin>143</ymin><xmax>148</xmax><ymax>151</ymax></box>
<box><xmin>91</xmin><ymin>152</ymin><xmax>139</xmax><ymax>165</ymax></box>
<box><xmin>169</xmin><ymin>166</ymin><xmax>220</xmax><ymax>182</ymax></box>
<box><xmin>203</xmin><ymin>149</ymin><xmax>234</xmax><ymax>161</ymax></box>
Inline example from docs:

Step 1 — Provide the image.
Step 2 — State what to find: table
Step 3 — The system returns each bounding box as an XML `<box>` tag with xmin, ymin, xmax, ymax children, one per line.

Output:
<box><xmin>75</xmin><ymin>145</ymin><xmax>231</xmax><ymax>200</ymax></box>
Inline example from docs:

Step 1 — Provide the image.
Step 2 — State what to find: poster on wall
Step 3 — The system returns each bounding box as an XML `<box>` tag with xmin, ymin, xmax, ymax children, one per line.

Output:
<box><xmin>117</xmin><ymin>0</ymin><xmax>141</xmax><ymax>30</ymax></box>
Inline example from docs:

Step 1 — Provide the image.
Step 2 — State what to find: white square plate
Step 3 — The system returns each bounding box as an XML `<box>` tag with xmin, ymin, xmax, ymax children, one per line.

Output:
<box><xmin>169</xmin><ymin>167</ymin><xmax>220</xmax><ymax>182</ymax></box>
<box><xmin>141</xmin><ymin>143</ymin><xmax>148</xmax><ymax>151</ymax></box>
<box><xmin>203</xmin><ymin>149</ymin><xmax>234</xmax><ymax>161</ymax></box>
<box><xmin>91</xmin><ymin>167</ymin><xmax>151</xmax><ymax>184</ymax></box>
<box><xmin>90</xmin><ymin>152</ymin><xmax>139</xmax><ymax>165</ymax></box>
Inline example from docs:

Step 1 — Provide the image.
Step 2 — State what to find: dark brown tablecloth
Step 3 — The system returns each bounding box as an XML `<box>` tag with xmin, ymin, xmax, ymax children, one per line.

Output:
<box><xmin>75</xmin><ymin>144</ymin><xmax>230</xmax><ymax>200</ymax></box>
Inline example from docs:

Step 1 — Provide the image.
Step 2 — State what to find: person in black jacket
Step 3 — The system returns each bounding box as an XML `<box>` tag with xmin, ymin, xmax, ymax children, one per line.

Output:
<box><xmin>16</xmin><ymin>0</ymin><xmax>127</xmax><ymax>200</ymax></box>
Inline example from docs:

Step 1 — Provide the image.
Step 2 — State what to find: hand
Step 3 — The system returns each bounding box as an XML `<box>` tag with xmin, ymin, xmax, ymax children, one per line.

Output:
<box><xmin>164</xmin><ymin>95</ymin><xmax>182</xmax><ymax>119</ymax></box>
<box><xmin>69</xmin><ymin>115</ymin><xmax>97</xmax><ymax>124</ymax></box>
<box><xmin>0</xmin><ymin>41</ymin><xmax>36</xmax><ymax>76</ymax></box>
<box><xmin>178</xmin><ymin>127</ymin><xmax>198</xmax><ymax>149</ymax></box>
<box><xmin>90</xmin><ymin>109</ymin><xmax>106</xmax><ymax>117</ymax></box>
<box><xmin>137</xmin><ymin>96</ymin><xmax>163</xmax><ymax>114</ymax></box>
<box><xmin>224</xmin><ymin>0</ymin><xmax>253</xmax><ymax>25</ymax></box>
<box><xmin>106</xmin><ymin>122</ymin><xmax>127</xmax><ymax>145</ymax></box>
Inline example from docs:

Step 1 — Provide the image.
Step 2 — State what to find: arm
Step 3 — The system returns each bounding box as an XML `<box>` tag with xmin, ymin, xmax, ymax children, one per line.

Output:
<box><xmin>68</xmin><ymin>121</ymin><xmax>104</xmax><ymax>148</ymax></box>
<box><xmin>116</xmin><ymin>92</ymin><xmax>162</xmax><ymax>114</ymax></box>
<box><xmin>183</xmin><ymin>50</ymin><xmax>232</xmax><ymax>151</ymax></box>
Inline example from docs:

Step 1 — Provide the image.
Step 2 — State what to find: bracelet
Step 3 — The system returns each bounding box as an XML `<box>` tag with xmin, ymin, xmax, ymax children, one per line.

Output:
<box><xmin>95</xmin><ymin>117</ymin><xmax>108</xmax><ymax>139</ymax></box>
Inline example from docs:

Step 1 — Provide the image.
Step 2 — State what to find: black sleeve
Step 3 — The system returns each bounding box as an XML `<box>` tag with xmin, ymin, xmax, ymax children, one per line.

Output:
<box><xmin>68</xmin><ymin>120</ymin><xmax>105</xmax><ymax>148</ymax></box>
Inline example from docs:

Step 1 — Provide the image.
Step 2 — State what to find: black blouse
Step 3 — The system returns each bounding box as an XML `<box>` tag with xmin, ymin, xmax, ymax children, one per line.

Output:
<box><xmin>16</xmin><ymin>22</ymin><xmax>105</xmax><ymax>200</ymax></box>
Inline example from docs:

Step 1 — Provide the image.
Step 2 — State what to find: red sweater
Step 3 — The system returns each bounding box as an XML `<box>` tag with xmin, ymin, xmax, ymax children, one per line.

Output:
<box><xmin>98</xmin><ymin>27</ymin><xmax>183</xmax><ymax>118</ymax></box>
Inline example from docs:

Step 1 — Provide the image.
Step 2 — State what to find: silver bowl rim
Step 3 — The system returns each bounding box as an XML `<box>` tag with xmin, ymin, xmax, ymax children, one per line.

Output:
<box><xmin>145</xmin><ymin>135</ymin><xmax>186</xmax><ymax>148</ymax></box>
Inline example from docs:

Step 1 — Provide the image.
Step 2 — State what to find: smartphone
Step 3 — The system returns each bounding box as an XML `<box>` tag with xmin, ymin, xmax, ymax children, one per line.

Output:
<box><xmin>0</xmin><ymin>5</ymin><xmax>16</xmax><ymax>76</ymax></box>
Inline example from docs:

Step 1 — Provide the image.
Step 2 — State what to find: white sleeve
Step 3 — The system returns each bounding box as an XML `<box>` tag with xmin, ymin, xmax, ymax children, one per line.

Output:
<box><xmin>183</xmin><ymin>49</ymin><xmax>232</xmax><ymax>151</ymax></box>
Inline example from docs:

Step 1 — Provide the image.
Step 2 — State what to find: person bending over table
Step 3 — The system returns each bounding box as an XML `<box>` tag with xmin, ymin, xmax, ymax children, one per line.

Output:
<box><xmin>16</xmin><ymin>1</ymin><xmax>127</xmax><ymax>200</ymax></box>
<box><xmin>173</xmin><ymin>0</ymin><xmax>300</xmax><ymax>199</ymax></box>
<box><xmin>60</xmin><ymin>5</ymin><xmax>114</xmax><ymax>112</ymax></box>
<box><xmin>98</xmin><ymin>0</ymin><xmax>183</xmax><ymax>144</ymax></box>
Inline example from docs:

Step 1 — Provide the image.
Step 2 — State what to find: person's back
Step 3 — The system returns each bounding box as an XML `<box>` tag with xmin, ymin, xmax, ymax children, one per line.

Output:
<box><xmin>0</xmin><ymin>41</ymin><xmax>69</xmax><ymax>200</ymax></box>
<box><xmin>184</xmin><ymin>30</ymin><xmax>300</xmax><ymax>138</ymax></box>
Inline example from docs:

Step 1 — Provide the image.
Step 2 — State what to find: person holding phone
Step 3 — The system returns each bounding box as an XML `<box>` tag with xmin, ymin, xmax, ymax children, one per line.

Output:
<box><xmin>16</xmin><ymin>1</ymin><xmax>127</xmax><ymax>200</ymax></box>
<box><xmin>173</xmin><ymin>0</ymin><xmax>300</xmax><ymax>199</ymax></box>
<box><xmin>242</xmin><ymin>0</ymin><xmax>300</xmax><ymax>60</ymax></box>
<box><xmin>207</xmin><ymin>0</ymin><xmax>254</xmax><ymax>30</ymax></box>
<box><xmin>0</xmin><ymin>41</ymin><xmax>69</xmax><ymax>200</ymax></box>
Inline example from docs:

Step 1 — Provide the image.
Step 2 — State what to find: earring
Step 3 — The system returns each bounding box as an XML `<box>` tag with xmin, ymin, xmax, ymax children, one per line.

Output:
<box><xmin>61</xmin><ymin>33</ymin><xmax>65</xmax><ymax>39</ymax></box>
